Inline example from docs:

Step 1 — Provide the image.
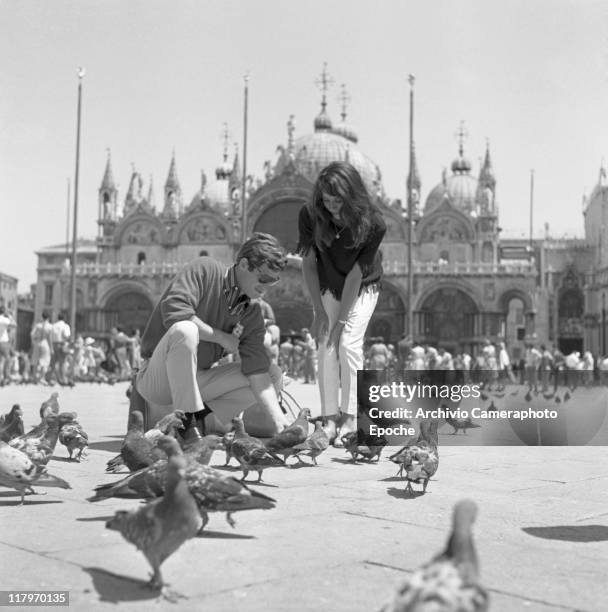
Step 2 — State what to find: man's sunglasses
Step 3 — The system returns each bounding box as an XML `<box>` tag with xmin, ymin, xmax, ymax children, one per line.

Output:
<box><xmin>257</xmin><ymin>272</ymin><xmax>280</xmax><ymax>286</ymax></box>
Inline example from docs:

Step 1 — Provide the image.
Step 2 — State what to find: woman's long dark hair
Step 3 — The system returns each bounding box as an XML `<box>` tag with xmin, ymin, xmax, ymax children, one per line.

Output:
<box><xmin>310</xmin><ymin>161</ymin><xmax>380</xmax><ymax>250</ymax></box>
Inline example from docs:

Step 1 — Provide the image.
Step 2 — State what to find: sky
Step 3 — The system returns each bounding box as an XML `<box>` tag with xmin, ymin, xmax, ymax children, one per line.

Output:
<box><xmin>1</xmin><ymin>0</ymin><xmax>607</xmax><ymax>291</ymax></box>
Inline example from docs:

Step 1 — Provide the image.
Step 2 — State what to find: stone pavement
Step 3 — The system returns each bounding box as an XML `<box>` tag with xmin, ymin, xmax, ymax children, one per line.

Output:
<box><xmin>0</xmin><ymin>381</ymin><xmax>606</xmax><ymax>611</ymax></box>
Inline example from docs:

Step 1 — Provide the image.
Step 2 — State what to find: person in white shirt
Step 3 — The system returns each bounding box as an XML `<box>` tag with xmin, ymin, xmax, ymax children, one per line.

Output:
<box><xmin>0</xmin><ymin>306</ymin><xmax>16</xmax><ymax>385</ymax></box>
<box><xmin>50</xmin><ymin>313</ymin><xmax>71</xmax><ymax>384</ymax></box>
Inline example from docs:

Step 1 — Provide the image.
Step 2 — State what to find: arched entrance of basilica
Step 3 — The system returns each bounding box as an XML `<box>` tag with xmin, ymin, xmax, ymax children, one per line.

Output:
<box><xmin>105</xmin><ymin>291</ymin><xmax>154</xmax><ymax>335</ymax></box>
<box><xmin>367</xmin><ymin>284</ymin><xmax>406</xmax><ymax>344</ymax></box>
<box><xmin>417</xmin><ymin>288</ymin><xmax>478</xmax><ymax>353</ymax></box>
<box><xmin>253</xmin><ymin>201</ymin><xmax>305</xmax><ymax>254</ymax></box>
<box><xmin>263</xmin><ymin>270</ymin><xmax>313</xmax><ymax>336</ymax></box>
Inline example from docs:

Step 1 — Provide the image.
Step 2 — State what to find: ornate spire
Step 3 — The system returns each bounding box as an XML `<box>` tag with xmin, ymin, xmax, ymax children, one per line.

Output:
<box><xmin>338</xmin><ymin>83</ymin><xmax>350</xmax><ymax>123</ymax></box>
<box><xmin>147</xmin><ymin>175</ymin><xmax>155</xmax><ymax>210</ymax></box>
<box><xmin>216</xmin><ymin>122</ymin><xmax>232</xmax><ymax>180</ymax></box>
<box><xmin>479</xmin><ymin>139</ymin><xmax>495</xmax><ymax>187</ymax></box>
<box><xmin>163</xmin><ymin>151</ymin><xmax>182</xmax><ymax>218</ymax></box>
<box><xmin>333</xmin><ymin>84</ymin><xmax>358</xmax><ymax>143</ymax></box>
<box><xmin>287</xmin><ymin>114</ymin><xmax>296</xmax><ymax>156</ymax></box>
<box><xmin>451</xmin><ymin>121</ymin><xmax>472</xmax><ymax>174</ymax></box>
<box><xmin>99</xmin><ymin>148</ymin><xmax>118</xmax><ymax>221</ymax></box>
<box><xmin>313</xmin><ymin>62</ymin><xmax>334</xmax><ymax>132</ymax></box>
<box><xmin>100</xmin><ymin>148</ymin><xmax>116</xmax><ymax>190</ymax></box>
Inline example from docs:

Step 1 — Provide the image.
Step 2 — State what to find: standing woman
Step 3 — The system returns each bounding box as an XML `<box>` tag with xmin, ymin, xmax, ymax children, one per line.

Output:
<box><xmin>297</xmin><ymin>162</ymin><xmax>386</xmax><ymax>444</ymax></box>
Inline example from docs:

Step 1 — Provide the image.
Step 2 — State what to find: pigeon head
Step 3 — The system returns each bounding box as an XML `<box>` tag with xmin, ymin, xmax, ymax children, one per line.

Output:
<box><xmin>10</xmin><ymin>405</ymin><xmax>22</xmax><ymax>418</ymax></box>
<box><xmin>231</xmin><ymin>417</ymin><xmax>245</xmax><ymax>433</ymax></box>
<box><xmin>128</xmin><ymin>411</ymin><xmax>145</xmax><ymax>431</ymax></box>
<box><xmin>166</xmin><ymin>454</ymin><xmax>188</xmax><ymax>483</ymax></box>
<box><xmin>298</xmin><ymin>408</ymin><xmax>312</xmax><ymax>420</ymax></box>
<box><xmin>155</xmin><ymin>435</ymin><xmax>181</xmax><ymax>457</ymax></box>
<box><xmin>453</xmin><ymin>499</ymin><xmax>478</xmax><ymax>526</ymax></box>
<box><xmin>106</xmin><ymin>510</ymin><xmax>129</xmax><ymax>532</ymax></box>
<box><xmin>57</xmin><ymin>412</ymin><xmax>77</xmax><ymax>426</ymax></box>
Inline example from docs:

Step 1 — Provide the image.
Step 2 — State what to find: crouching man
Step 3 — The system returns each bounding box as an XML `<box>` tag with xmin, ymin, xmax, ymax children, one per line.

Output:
<box><xmin>137</xmin><ymin>233</ymin><xmax>290</xmax><ymax>437</ymax></box>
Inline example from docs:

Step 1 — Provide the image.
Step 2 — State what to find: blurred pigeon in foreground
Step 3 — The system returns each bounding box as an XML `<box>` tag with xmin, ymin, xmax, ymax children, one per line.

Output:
<box><xmin>379</xmin><ymin>499</ymin><xmax>488</xmax><ymax>612</ymax></box>
<box><xmin>105</xmin><ymin>452</ymin><xmax>202</xmax><ymax>601</ymax></box>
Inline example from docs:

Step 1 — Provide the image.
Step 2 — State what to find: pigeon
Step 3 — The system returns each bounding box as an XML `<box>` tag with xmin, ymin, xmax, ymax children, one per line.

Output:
<box><xmin>0</xmin><ymin>441</ymin><xmax>71</xmax><ymax>504</ymax></box>
<box><xmin>265</xmin><ymin>408</ymin><xmax>311</xmax><ymax>461</ymax></box>
<box><xmin>392</xmin><ymin>420</ymin><xmax>439</xmax><ymax>495</ymax></box>
<box><xmin>90</xmin><ymin>435</ymin><xmax>221</xmax><ymax>502</ymax></box>
<box><xmin>291</xmin><ymin>421</ymin><xmax>330</xmax><ymax>465</ymax></box>
<box><xmin>58</xmin><ymin>419</ymin><xmax>89</xmax><ymax>461</ymax></box>
<box><xmin>563</xmin><ymin>390</ymin><xmax>571</xmax><ymax>402</ymax></box>
<box><xmin>10</xmin><ymin>413</ymin><xmax>77</xmax><ymax>466</ymax></box>
<box><xmin>341</xmin><ymin>429</ymin><xmax>388</xmax><ymax>462</ymax></box>
<box><xmin>555</xmin><ymin>395</ymin><xmax>562</xmax><ymax>404</ymax></box>
<box><xmin>230</xmin><ymin>417</ymin><xmax>284</xmax><ymax>482</ymax></box>
<box><xmin>146</xmin><ymin>411</ymin><xmax>187</xmax><ymax>445</ymax></box>
<box><xmin>105</xmin><ymin>453</ymin><xmax>202</xmax><ymax>600</ymax></box>
<box><xmin>445</xmin><ymin>416</ymin><xmax>480</xmax><ymax>435</ymax></box>
<box><xmin>106</xmin><ymin>411</ymin><xmax>185</xmax><ymax>473</ymax></box>
<box><xmin>0</xmin><ymin>405</ymin><xmax>25</xmax><ymax>442</ymax></box>
<box><xmin>524</xmin><ymin>390</ymin><xmax>533</xmax><ymax>402</ymax></box>
<box><xmin>106</xmin><ymin>411</ymin><xmax>167</xmax><ymax>473</ymax></box>
<box><xmin>379</xmin><ymin>499</ymin><xmax>488</xmax><ymax>612</ymax></box>
<box><xmin>39</xmin><ymin>392</ymin><xmax>60</xmax><ymax>419</ymax></box>
<box><xmin>94</xmin><ymin>436</ymin><xmax>275</xmax><ymax>531</ymax></box>
<box><xmin>222</xmin><ymin>431</ymin><xmax>235</xmax><ymax>466</ymax></box>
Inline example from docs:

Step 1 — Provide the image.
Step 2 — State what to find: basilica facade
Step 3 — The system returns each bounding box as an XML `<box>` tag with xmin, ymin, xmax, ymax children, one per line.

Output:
<box><xmin>34</xmin><ymin>89</ymin><xmax>604</xmax><ymax>362</ymax></box>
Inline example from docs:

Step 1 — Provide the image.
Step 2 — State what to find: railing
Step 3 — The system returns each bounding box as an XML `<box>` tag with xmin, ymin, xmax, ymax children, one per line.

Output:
<box><xmin>383</xmin><ymin>260</ymin><xmax>537</xmax><ymax>276</ymax></box>
<box><xmin>73</xmin><ymin>259</ymin><xmax>537</xmax><ymax>278</ymax></box>
<box><xmin>74</xmin><ymin>262</ymin><xmax>181</xmax><ymax>277</ymax></box>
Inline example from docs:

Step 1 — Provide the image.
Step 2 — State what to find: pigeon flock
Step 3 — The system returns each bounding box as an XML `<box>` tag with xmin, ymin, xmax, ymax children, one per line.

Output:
<box><xmin>0</xmin><ymin>388</ymin><xmax>530</xmax><ymax>610</ymax></box>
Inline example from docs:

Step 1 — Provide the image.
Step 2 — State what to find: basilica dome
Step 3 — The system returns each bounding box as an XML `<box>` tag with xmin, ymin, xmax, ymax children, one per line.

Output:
<box><xmin>424</xmin><ymin>151</ymin><xmax>479</xmax><ymax>216</ymax></box>
<box><xmin>290</xmin><ymin>130</ymin><xmax>382</xmax><ymax>196</ymax></box>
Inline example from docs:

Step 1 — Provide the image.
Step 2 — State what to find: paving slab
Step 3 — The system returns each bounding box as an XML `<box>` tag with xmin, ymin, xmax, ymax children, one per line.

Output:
<box><xmin>0</xmin><ymin>381</ymin><xmax>606</xmax><ymax>611</ymax></box>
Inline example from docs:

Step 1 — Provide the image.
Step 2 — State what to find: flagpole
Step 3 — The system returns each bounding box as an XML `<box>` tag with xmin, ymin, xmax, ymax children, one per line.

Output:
<box><xmin>65</xmin><ymin>178</ymin><xmax>70</xmax><ymax>259</ymax></box>
<box><xmin>241</xmin><ymin>73</ymin><xmax>249</xmax><ymax>244</ymax></box>
<box><xmin>69</xmin><ymin>67</ymin><xmax>85</xmax><ymax>332</ymax></box>
<box><xmin>529</xmin><ymin>169</ymin><xmax>534</xmax><ymax>253</ymax></box>
<box><xmin>407</xmin><ymin>74</ymin><xmax>415</xmax><ymax>341</ymax></box>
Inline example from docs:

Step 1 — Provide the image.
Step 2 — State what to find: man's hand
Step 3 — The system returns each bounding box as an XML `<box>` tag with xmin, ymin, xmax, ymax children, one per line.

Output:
<box><xmin>217</xmin><ymin>330</ymin><xmax>239</xmax><ymax>355</ymax></box>
<box><xmin>311</xmin><ymin>309</ymin><xmax>329</xmax><ymax>342</ymax></box>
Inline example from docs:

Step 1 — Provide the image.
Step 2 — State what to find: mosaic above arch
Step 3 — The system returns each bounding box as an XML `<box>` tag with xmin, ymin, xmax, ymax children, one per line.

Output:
<box><xmin>179</xmin><ymin>215</ymin><xmax>229</xmax><ymax>244</ymax></box>
<box><xmin>418</xmin><ymin>215</ymin><xmax>472</xmax><ymax>243</ymax></box>
<box><xmin>120</xmin><ymin>220</ymin><xmax>162</xmax><ymax>245</ymax></box>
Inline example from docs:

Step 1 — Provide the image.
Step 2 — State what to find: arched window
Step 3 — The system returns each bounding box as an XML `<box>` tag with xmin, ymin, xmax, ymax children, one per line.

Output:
<box><xmin>137</xmin><ymin>252</ymin><xmax>146</xmax><ymax>265</ymax></box>
<box><xmin>199</xmin><ymin>250</ymin><xmax>209</xmax><ymax>257</ymax></box>
<box><xmin>439</xmin><ymin>250</ymin><xmax>449</xmax><ymax>264</ymax></box>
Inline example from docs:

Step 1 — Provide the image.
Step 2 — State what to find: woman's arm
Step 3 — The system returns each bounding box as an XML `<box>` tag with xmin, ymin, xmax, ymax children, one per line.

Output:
<box><xmin>301</xmin><ymin>251</ymin><xmax>324</xmax><ymax>312</ymax></box>
<box><xmin>336</xmin><ymin>262</ymin><xmax>363</xmax><ymax>323</ymax></box>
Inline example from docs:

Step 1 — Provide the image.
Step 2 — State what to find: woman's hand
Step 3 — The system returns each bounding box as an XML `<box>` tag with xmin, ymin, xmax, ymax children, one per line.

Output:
<box><xmin>326</xmin><ymin>321</ymin><xmax>345</xmax><ymax>352</ymax></box>
<box><xmin>311</xmin><ymin>310</ymin><xmax>329</xmax><ymax>342</ymax></box>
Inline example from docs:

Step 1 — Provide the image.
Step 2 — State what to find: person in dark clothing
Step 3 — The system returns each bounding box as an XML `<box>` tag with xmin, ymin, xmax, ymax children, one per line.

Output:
<box><xmin>297</xmin><ymin>161</ymin><xmax>386</xmax><ymax>445</ymax></box>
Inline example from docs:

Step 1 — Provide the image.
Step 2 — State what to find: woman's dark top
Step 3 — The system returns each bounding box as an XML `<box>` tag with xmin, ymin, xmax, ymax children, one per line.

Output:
<box><xmin>296</xmin><ymin>205</ymin><xmax>386</xmax><ymax>300</ymax></box>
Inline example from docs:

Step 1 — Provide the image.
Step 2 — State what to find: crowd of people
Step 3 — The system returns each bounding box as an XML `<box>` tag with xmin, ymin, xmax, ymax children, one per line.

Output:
<box><xmin>0</xmin><ymin>309</ymin><xmax>142</xmax><ymax>387</ymax></box>
<box><xmin>360</xmin><ymin>334</ymin><xmax>608</xmax><ymax>390</ymax></box>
